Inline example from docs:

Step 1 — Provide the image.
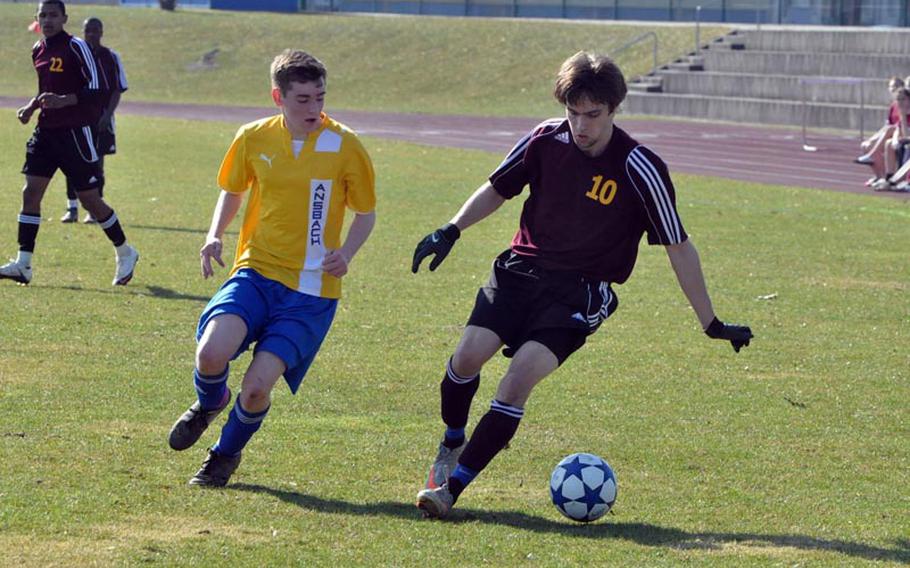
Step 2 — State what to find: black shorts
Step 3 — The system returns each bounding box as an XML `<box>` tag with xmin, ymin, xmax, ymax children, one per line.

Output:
<box><xmin>97</xmin><ymin>120</ymin><xmax>116</xmax><ymax>156</ymax></box>
<box><xmin>466</xmin><ymin>250</ymin><xmax>619</xmax><ymax>365</ymax></box>
<box><xmin>21</xmin><ymin>126</ymin><xmax>103</xmax><ymax>192</ymax></box>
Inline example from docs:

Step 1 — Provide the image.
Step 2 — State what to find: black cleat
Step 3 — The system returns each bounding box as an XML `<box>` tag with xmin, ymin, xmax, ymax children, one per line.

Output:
<box><xmin>168</xmin><ymin>390</ymin><xmax>231</xmax><ymax>451</ymax></box>
<box><xmin>189</xmin><ymin>448</ymin><xmax>241</xmax><ymax>487</ymax></box>
<box><xmin>60</xmin><ymin>208</ymin><xmax>78</xmax><ymax>223</ymax></box>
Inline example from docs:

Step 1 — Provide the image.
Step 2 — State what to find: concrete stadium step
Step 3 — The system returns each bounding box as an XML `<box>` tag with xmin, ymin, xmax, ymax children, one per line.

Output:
<box><xmin>623</xmin><ymin>92</ymin><xmax>883</xmax><ymax>131</ymax></box>
<box><xmin>734</xmin><ymin>28</ymin><xmax>910</xmax><ymax>54</ymax></box>
<box><xmin>625</xmin><ymin>28</ymin><xmax>910</xmax><ymax>129</ymax></box>
<box><xmin>657</xmin><ymin>70</ymin><xmax>892</xmax><ymax>106</ymax></box>
<box><xmin>701</xmin><ymin>50</ymin><xmax>910</xmax><ymax>79</ymax></box>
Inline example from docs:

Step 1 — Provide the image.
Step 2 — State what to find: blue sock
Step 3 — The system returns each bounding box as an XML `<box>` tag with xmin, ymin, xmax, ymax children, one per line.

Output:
<box><xmin>448</xmin><ymin>463</ymin><xmax>479</xmax><ymax>499</ymax></box>
<box><xmin>212</xmin><ymin>399</ymin><xmax>269</xmax><ymax>456</ymax></box>
<box><xmin>444</xmin><ymin>427</ymin><xmax>465</xmax><ymax>447</ymax></box>
<box><xmin>194</xmin><ymin>366</ymin><xmax>229</xmax><ymax>411</ymax></box>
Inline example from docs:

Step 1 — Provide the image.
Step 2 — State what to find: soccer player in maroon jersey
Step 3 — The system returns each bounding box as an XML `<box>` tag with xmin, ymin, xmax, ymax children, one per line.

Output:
<box><xmin>61</xmin><ymin>16</ymin><xmax>129</xmax><ymax>224</ymax></box>
<box><xmin>411</xmin><ymin>52</ymin><xmax>753</xmax><ymax>518</ymax></box>
<box><xmin>0</xmin><ymin>0</ymin><xmax>138</xmax><ymax>286</ymax></box>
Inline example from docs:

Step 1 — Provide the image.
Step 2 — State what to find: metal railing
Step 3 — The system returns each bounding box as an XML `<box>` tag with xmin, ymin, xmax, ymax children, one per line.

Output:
<box><xmin>799</xmin><ymin>76</ymin><xmax>866</xmax><ymax>151</ymax></box>
<box><xmin>610</xmin><ymin>32</ymin><xmax>658</xmax><ymax>76</ymax></box>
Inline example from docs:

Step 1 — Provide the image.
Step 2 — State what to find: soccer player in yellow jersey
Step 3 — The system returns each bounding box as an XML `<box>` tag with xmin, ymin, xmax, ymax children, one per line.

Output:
<box><xmin>167</xmin><ymin>49</ymin><xmax>376</xmax><ymax>487</ymax></box>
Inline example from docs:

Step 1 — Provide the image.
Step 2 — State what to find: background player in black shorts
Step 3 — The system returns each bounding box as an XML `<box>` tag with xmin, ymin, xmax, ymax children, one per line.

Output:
<box><xmin>412</xmin><ymin>51</ymin><xmax>753</xmax><ymax>518</ymax></box>
<box><xmin>60</xmin><ymin>16</ymin><xmax>128</xmax><ymax>225</ymax></box>
<box><xmin>1</xmin><ymin>0</ymin><xmax>138</xmax><ymax>286</ymax></box>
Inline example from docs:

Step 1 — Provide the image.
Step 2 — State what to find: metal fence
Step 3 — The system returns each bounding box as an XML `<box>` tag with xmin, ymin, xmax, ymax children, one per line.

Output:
<box><xmin>300</xmin><ymin>0</ymin><xmax>910</xmax><ymax>26</ymax></box>
<box><xmin>81</xmin><ymin>0</ymin><xmax>910</xmax><ymax>26</ymax></box>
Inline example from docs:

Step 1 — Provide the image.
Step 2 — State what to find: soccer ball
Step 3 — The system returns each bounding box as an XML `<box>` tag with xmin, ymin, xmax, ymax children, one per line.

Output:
<box><xmin>549</xmin><ymin>452</ymin><xmax>617</xmax><ymax>522</ymax></box>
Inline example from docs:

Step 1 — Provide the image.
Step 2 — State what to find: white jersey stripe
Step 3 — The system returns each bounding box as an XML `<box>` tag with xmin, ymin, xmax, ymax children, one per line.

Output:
<box><xmin>634</xmin><ymin>148</ymin><xmax>682</xmax><ymax>242</ymax></box>
<box><xmin>111</xmin><ymin>50</ymin><xmax>128</xmax><ymax>91</ymax></box>
<box><xmin>627</xmin><ymin>153</ymin><xmax>672</xmax><ymax>240</ymax></box>
<box><xmin>83</xmin><ymin>126</ymin><xmax>99</xmax><ymax>161</ymax></box>
<box><xmin>629</xmin><ymin>148</ymin><xmax>682</xmax><ymax>243</ymax></box>
<box><xmin>629</xmin><ymin>148</ymin><xmax>676</xmax><ymax>240</ymax></box>
<box><xmin>71</xmin><ymin>37</ymin><xmax>99</xmax><ymax>90</ymax></box>
<box><xmin>298</xmin><ymin>179</ymin><xmax>332</xmax><ymax>296</ymax></box>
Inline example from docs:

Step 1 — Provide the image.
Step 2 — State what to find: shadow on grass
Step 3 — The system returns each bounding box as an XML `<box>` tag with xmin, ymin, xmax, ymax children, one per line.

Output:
<box><xmin>231</xmin><ymin>483</ymin><xmax>909</xmax><ymax>563</ymax></box>
<box><xmin>129</xmin><ymin>224</ymin><xmax>237</xmax><ymax>236</ymax></box>
<box><xmin>34</xmin><ymin>283</ymin><xmax>210</xmax><ymax>302</ymax></box>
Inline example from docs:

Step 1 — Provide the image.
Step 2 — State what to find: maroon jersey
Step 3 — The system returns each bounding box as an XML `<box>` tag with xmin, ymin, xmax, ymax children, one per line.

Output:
<box><xmin>32</xmin><ymin>31</ymin><xmax>101</xmax><ymax>129</ymax></box>
<box><xmin>489</xmin><ymin>119</ymin><xmax>687</xmax><ymax>284</ymax></box>
<box><xmin>92</xmin><ymin>45</ymin><xmax>128</xmax><ymax>111</ymax></box>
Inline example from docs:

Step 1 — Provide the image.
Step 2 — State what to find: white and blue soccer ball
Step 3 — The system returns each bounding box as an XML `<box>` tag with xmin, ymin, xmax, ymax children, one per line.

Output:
<box><xmin>550</xmin><ymin>452</ymin><xmax>617</xmax><ymax>522</ymax></box>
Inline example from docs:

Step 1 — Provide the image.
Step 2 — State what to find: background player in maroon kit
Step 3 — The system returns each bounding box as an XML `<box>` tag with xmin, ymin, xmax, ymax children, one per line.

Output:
<box><xmin>1</xmin><ymin>0</ymin><xmax>138</xmax><ymax>286</ymax></box>
<box><xmin>411</xmin><ymin>51</ymin><xmax>753</xmax><ymax>518</ymax></box>
<box><xmin>61</xmin><ymin>16</ymin><xmax>128</xmax><ymax>224</ymax></box>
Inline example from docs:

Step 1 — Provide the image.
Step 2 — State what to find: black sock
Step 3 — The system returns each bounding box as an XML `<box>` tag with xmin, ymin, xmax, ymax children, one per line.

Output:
<box><xmin>98</xmin><ymin>210</ymin><xmax>126</xmax><ymax>247</ymax></box>
<box><xmin>17</xmin><ymin>213</ymin><xmax>41</xmax><ymax>254</ymax></box>
<box><xmin>440</xmin><ymin>357</ymin><xmax>479</xmax><ymax>447</ymax></box>
<box><xmin>447</xmin><ymin>477</ymin><xmax>466</xmax><ymax>500</ymax></box>
<box><xmin>457</xmin><ymin>400</ymin><xmax>524</xmax><ymax>475</ymax></box>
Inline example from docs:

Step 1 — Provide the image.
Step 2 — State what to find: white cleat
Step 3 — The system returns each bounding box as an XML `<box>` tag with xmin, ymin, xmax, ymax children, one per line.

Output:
<box><xmin>113</xmin><ymin>245</ymin><xmax>139</xmax><ymax>286</ymax></box>
<box><xmin>0</xmin><ymin>260</ymin><xmax>32</xmax><ymax>285</ymax></box>
<box><xmin>425</xmin><ymin>440</ymin><xmax>466</xmax><ymax>490</ymax></box>
<box><xmin>416</xmin><ymin>484</ymin><xmax>455</xmax><ymax>519</ymax></box>
<box><xmin>60</xmin><ymin>208</ymin><xmax>78</xmax><ymax>223</ymax></box>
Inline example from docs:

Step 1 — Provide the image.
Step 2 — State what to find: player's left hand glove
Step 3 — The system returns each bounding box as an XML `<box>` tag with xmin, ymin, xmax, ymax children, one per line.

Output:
<box><xmin>411</xmin><ymin>223</ymin><xmax>460</xmax><ymax>273</ymax></box>
<box><xmin>705</xmin><ymin>317</ymin><xmax>753</xmax><ymax>353</ymax></box>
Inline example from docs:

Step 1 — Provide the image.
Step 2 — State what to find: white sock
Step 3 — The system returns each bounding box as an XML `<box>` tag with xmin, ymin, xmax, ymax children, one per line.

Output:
<box><xmin>67</xmin><ymin>199</ymin><xmax>78</xmax><ymax>209</ymax></box>
<box><xmin>16</xmin><ymin>251</ymin><xmax>32</xmax><ymax>266</ymax></box>
<box><xmin>115</xmin><ymin>242</ymin><xmax>131</xmax><ymax>257</ymax></box>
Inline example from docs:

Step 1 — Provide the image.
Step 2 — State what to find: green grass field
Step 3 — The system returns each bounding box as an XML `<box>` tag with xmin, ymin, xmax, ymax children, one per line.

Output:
<box><xmin>0</xmin><ymin>3</ymin><xmax>727</xmax><ymax>117</ymax></box>
<box><xmin>0</xmin><ymin>113</ymin><xmax>907</xmax><ymax>566</ymax></box>
<box><xmin>0</xmin><ymin>4</ymin><xmax>908</xmax><ymax>567</ymax></box>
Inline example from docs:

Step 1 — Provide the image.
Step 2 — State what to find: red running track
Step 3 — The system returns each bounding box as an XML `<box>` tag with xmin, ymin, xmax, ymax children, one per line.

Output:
<box><xmin>2</xmin><ymin>97</ymin><xmax>905</xmax><ymax>200</ymax></box>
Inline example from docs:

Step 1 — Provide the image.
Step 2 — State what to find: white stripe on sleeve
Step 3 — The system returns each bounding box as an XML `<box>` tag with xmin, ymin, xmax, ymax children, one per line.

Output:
<box><xmin>111</xmin><ymin>50</ymin><xmax>128</xmax><ymax>91</ymax></box>
<box><xmin>627</xmin><ymin>147</ymin><xmax>682</xmax><ymax>243</ymax></box>
<box><xmin>71</xmin><ymin>37</ymin><xmax>99</xmax><ymax>90</ymax></box>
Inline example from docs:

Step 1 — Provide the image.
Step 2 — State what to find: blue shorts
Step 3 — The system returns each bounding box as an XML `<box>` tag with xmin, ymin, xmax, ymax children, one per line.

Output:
<box><xmin>196</xmin><ymin>268</ymin><xmax>338</xmax><ymax>394</ymax></box>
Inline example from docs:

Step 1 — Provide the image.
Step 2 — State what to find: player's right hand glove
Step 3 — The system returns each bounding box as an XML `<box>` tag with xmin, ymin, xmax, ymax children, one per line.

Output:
<box><xmin>411</xmin><ymin>223</ymin><xmax>461</xmax><ymax>273</ymax></box>
<box><xmin>705</xmin><ymin>317</ymin><xmax>753</xmax><ymax>353</ymax></box>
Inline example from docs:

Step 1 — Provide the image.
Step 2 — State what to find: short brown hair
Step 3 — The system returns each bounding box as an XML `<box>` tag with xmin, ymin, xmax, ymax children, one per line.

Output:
<box><xmin>270</xmin><ymin>49</ymin><xmax>326</xmax><ymax>95</ymax></box>
<box><xmin>554</xmin><ymin>51</ymin><xmax>627</xmax><ymax>113</ymax></box>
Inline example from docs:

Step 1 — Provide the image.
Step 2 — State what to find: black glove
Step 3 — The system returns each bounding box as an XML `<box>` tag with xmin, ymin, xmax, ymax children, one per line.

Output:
<box><xmin>705</xmin><ymin>317</ymin><xmax>753</xmax><ymax>353</ymax></box>
<box><xmin>411</xmin><ymin>223</ymin><xmax>461</xmax><ymax>273</ymax></box>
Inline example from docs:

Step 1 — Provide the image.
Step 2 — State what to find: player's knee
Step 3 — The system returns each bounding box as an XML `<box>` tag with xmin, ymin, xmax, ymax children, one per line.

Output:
<box><xmin>195</xmin><ymin>343</ymin><xmax>231</xmax><ymax>375</ymax></box>
<box><xmin>239</xmin><ymin>383</ymin><xmax>271</xmax><ymax>412</ymax></box>
<box><xmin>451</xmin><ymin>349</ymin><xmax>485</xmax><ymax>378</ymax></box>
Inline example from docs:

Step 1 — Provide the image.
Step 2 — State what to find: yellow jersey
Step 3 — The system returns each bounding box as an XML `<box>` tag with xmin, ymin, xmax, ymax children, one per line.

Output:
<box><xmin>217</xmin><ymin>113</ymin><xmax>376</xmax><ymax>299</ymax></box>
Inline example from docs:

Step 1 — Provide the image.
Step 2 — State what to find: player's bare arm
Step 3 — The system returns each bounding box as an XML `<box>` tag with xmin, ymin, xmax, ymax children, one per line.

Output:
<box><xmin>200</xmin><ymin>190</ymin><xmax>244</xmax><ymax>279</ymax></box>
<box><xmin>100</xmin><ymin>90</ymin><xmax>122</xmax><ymax>129</ymax></box>
<box><xmin>412</xmin><ymin>182</ymin><xmax>505</xmax><ymax>273</ymax></box>
<box><xmin>665</xmin><ymin>239</ymin><xmax>753</xmax><ymax>351</ymax></box>
<box><xmin>36</xmin><ymin>92</ymin><xmax>77</xmax><ymax>110</ymax></box>
<box><xmin>665</xmin><ymin>239</ymin><xmax>716</xmax><ymax>328</ymax></box>
<box><xmin>322</xmin><ymin>211</ymin><xmax>376</xmax><ymax>278</ymax></box>
<box><xmin>16</xmin><ymin>97</ymin><xmax>40</xmax><ymax>124</ymax></box>
<box><xmin>449</xmin><ymin>182</ymin><xmax>506</xmax><ymax>232</ymax></box>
